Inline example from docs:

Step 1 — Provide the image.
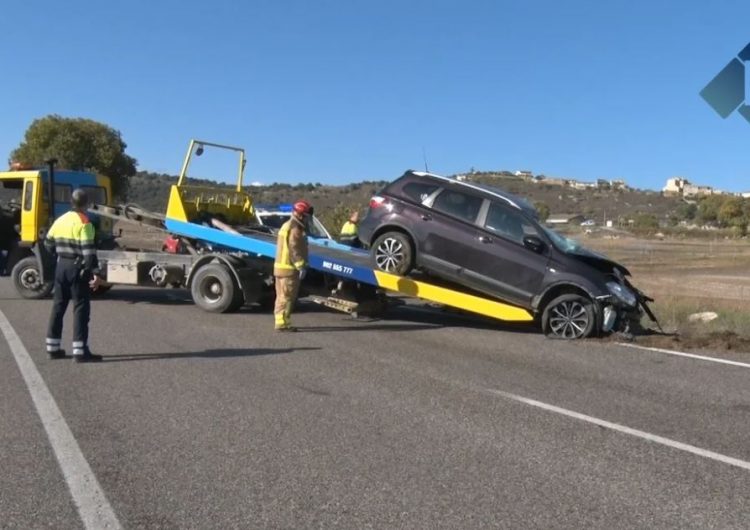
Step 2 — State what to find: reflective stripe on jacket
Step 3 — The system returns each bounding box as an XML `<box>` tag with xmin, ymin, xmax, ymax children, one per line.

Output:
<box><xmin>274</xmin><ymin>217</ymin><xmax>308</xmax><ymax>277</ymax></box>
<box><xmin>340</xmin><ymin>221</ymin><xmax>358</xmax><ymax>237</ymax></box>
<box><xmin>44</xmin><ymin>210</ymin><xmax>100</xmax><ymax>273</ymax></box>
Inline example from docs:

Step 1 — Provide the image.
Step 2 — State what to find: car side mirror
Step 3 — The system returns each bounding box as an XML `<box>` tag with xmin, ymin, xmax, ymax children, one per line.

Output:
<box><xmin>523</xmin><ymin>235</ymin><xmax>546</xmax><ymax>253</ymax></box>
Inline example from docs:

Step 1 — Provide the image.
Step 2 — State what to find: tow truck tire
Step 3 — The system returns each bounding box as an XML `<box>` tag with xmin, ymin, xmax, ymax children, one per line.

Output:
<box><xmin>191</xmin><ymin>263</ymin><xmax>241</xmax><ymax>313</ymax></box>
<box><xmin>541</xmin><ymin>294</ymin><xmax>596</xmax><ymax>340</ymax></box>
<box><xmin>371</xmin><ymin>231</ymin><xmax>414</xmax><ymax>276</ymax></box>
<box><xmin>12</xmin><ymin>256</ymin><xmax>54</xmax><ymax>299</ymax></box>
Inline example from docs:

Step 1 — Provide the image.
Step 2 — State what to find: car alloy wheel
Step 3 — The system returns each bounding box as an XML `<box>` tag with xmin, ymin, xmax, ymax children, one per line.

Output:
<box><xmin>375</xmin><ymin>237</ymin><xmax>405</xmax><ymax>272</ymax></box>
<box><xmin>541</xmin><ymin>293</ymin><xmax>597</xmax><ymax>340</ymax></box>
<box><xmin>548</xmin><ymin>300</ymin><xmax>590</xmax><ymax>339</ymax></box>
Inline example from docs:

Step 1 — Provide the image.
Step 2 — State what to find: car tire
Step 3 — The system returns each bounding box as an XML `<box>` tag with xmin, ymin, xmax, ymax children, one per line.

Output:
<box><xmin>541</xmin><ymin>293</ymin><xmax>596</xmax><ymax>339</ymax></box>
<box><xmin>371</xmin><ymin>231</ymin><xmax>414</xmax><ymax>276</ymax></box>
<box><xmin>191</xmin><ymin>264</ymin><xmax>241</xmax><ymax>313</ymax></box>
<box><xmin>12</xmin><ymin>256</ymin><xmax>54</xmax><ymax>299</ymax></box>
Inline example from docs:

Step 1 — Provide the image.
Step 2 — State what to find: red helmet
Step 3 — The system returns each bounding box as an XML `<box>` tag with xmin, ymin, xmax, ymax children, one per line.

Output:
<box><xmin>293</xmin><ymin>200</ymin><xmax>312</xmax><ymax>215</ymax></box>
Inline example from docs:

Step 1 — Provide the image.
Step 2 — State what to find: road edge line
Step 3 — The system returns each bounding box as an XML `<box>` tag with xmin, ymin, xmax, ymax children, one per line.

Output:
<box><xmin>615</xmin><ymin>342</ymin><xmax>750</xmax><ymax>369</ymax></box>
<box><xmin>0</xmin><ymin>309</ymin><xmax>122</xmax><ymax>529</ymax></box>
<box><xmin>487</xmin><ymin>388</ymin><xmax>750</xmax><ymax>472</ymax></box>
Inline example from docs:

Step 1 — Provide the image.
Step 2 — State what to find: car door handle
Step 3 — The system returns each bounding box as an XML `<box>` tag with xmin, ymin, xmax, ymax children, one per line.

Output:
<box><xmin>421</xmin><ymin>214</ymin><xmax>432</xmax><ymax>221</ymax></box>
<box><xmin>478</xmin><ymin>236</ymin><xmax>492</xmax><ymax>244</ymax></box>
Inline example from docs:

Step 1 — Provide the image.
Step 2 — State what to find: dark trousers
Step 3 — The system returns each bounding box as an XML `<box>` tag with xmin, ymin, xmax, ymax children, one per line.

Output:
<box><xmin>46</xmin><ymin>259</ymin><xmax>91</xmax><ymax>354</ymax></box>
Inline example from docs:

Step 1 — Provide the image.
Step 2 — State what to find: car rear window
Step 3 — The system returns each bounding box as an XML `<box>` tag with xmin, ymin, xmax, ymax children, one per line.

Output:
<box><xmin>401</xmin><ymin>182</ymin><xmax>439</xmax><ymax>204</ymax></box>
<box><xmin>431</xmin><ymin>190</ymin><xmax>483</xmax><ymax>223</ymax></box>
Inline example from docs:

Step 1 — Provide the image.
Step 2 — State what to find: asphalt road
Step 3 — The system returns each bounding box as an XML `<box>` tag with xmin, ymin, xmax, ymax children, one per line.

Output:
<box><xmin>1</xmin><ymin>279</ymin><xmax>749</xmax><ymax>529</ymax></box>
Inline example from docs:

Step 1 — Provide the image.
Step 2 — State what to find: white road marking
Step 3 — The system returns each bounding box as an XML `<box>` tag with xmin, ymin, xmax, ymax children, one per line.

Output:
<box><xmin>0</xmin><ymin>309</ymin><xmax>122</xmax><ymax>529</ymax></box>
<box><xmin>616</xmin><ymin>342</ymin><xmax>750</xmax><ymax>369</ymax></box>
<box><xmin>487</xmin><ymin>388</ymin><xmax>750</xmax><ymax>472</ymax></box>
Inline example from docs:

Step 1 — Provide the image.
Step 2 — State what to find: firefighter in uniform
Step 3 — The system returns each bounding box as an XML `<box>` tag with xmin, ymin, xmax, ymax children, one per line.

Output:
<box><xmin>45</xmin><ymin>189</ymin><xmax>103</xmax><ymax>362</ymax></box>
<box><xmin>273</xmin><ymin>200</ymin><xmax>311</xmax><ymax>332</ymax></box>
<box><xmin>338</xmin><ymin>210</ymin><xmax>361</xmax><ymax>248</ymax></box>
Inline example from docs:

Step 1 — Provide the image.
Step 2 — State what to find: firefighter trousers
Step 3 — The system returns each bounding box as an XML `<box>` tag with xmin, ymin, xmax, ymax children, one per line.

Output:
<box><xmin>46</xmin><ymin>258</ymin><xmax>91</xmax><ymax>355</ymax></box>
<box><xmin>274</xmin><ymin>273</ymin><xmax>300</xmax><ymax>329</ymax></box>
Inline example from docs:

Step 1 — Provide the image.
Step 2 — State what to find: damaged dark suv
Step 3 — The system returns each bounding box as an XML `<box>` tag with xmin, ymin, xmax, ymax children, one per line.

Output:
<box><xmin>358</xmin><ymin>171</ymin><xmax>654</xmax><ymax>339</ymax></box>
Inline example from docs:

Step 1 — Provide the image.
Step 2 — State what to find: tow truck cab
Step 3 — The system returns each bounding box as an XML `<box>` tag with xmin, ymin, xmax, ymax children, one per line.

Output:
<box><xmin>0</xmin><ymin>166</ymin><xmax>113</xmax><ymax>296</ymax></box>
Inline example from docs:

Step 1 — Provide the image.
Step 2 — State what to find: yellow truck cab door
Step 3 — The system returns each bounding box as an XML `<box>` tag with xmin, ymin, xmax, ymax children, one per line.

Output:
<box><xmin>20</xmin><ymin>175</ymin><xmax>45</xmax><ymax>244</ymax></box>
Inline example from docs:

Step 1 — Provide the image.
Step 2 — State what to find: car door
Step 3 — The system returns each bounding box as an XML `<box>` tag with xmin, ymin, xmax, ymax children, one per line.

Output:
<box><xmin>466</xmin><ymin>200</ymin><xmax>549</xmax><ymax>307</ymax></box>
<box><xmin>419</xmin><ymin>187</ymin><xmax>485</xmax><ymax>283</ymax></box>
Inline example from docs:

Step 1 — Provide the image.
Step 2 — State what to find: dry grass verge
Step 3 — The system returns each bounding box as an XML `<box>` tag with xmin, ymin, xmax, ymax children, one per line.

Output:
<box><xmin>583</xmin><ymin>236</ymin><xmax>750</xmax><ymax>355</ymax></box>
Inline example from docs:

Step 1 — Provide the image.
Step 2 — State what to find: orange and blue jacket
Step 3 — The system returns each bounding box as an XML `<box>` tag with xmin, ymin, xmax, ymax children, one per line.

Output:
<box><xmin>44</xmin><ymin>210</ymin><xmax>100</xmax><ymax>274</ymax></box>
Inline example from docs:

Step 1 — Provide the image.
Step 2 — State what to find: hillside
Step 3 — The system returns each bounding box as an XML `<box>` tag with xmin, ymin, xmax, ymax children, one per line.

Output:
<box><xmin>467</xmin><ymin>172</ymin><xmax>683</xmax><ymax>224</ymax></box>
<box><xmin>126</xmin><ymin>170</ymin><xmax>685</xmax><ymax>232</ymax></box>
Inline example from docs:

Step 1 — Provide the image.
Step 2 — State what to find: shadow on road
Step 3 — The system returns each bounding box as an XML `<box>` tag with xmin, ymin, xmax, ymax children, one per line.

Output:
<box><xmin>103</xmin><ymin>346</ymin><xmax>321</xmax><ymax>363</ymax></box>
<box><xmin>384</xmin><ymin>304</ymin><xmax>539</xmax><ymax>335</ymax></box>
<box><xmin>99</xmin><ymin>288</ymin><xmax>192</xmax><ymax>306</ymax></box>
<box><xmin>94</xmin><ymin>287</ymin><xmax>538</xmax><ymax>335</ymax></box>
<box><xmin>299</xmin><ymin>322</ymin><xmax>438</xmax><ymax>333</ymax></box>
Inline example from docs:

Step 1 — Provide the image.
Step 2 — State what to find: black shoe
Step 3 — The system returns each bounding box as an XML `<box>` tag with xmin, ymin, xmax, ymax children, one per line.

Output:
<box><xmin>275</xmin><ymin>326</ymin><xmax>298</xmax><ymax>332</ymax></box>
<box><xmin>48</xmin><ymin>349</ymin><xmax>67</xmax><ymax>359</ymax></box>
<box><xmin>74</xmin><ymin>351</ymin><xmax>103</xmax><ymax>363</ymax></box>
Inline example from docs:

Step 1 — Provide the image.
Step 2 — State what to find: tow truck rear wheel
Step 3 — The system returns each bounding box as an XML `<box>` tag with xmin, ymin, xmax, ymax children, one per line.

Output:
<box><xmin>541</xmin><ymin>294</ymin><xmax>596</xmax><ymax>339</ymax></box>
<box><xmin>11</xmin><ymin>256</ymin><xmax>53</xmax><ymax>299</ymax></box>
<box><xmin>191</xmin><ymin>263</ymin><xmax>243</xmax><ymax>313</ymax></box>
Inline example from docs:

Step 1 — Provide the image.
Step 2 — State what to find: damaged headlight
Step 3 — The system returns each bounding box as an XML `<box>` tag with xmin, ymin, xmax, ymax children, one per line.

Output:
<box><xmin>606</xmin><ymin>281</ymin><xmax>637</xmax><ymax>307</ymax></box>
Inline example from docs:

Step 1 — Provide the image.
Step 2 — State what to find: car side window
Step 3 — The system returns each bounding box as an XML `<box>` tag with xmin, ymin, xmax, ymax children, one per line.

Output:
<box><xmin>402</xmin><ymin>182</ymin><xmax>439</xmax><ymax>204</ymax></box>
<box><xmin>484</xmin><ymin>202</ymin><xmax>537</xmax><ymax>244</ymax></box>
<box><xmin>431</xmin><ymin>190</ymin><xmax>483</xmax><ymax>223</ymax></box>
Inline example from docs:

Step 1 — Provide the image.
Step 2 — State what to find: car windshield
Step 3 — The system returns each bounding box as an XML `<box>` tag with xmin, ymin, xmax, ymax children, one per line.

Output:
<box><xmin>258</xmin><ymin>213</ymin><xmax>287</xmax><ymax>229</ymax></box>
<box><xmin>541</xmin><ymin>225</ymin><xmax>582</xmax><ymax>254</ymax></box>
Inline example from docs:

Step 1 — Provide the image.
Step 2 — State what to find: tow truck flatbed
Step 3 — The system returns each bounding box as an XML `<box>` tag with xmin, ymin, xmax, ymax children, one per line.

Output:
<box><xmin>164</xmin><ymin>213</ymin><xmax>534</xmax><ymax>323</ymax></box>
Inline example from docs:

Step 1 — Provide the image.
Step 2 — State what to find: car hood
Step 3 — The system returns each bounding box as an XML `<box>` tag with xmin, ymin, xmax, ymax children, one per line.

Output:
<box><xmin>567</xmin><ymin>247</ymin><xmax>631</xmax><ymax>276</ymax></box>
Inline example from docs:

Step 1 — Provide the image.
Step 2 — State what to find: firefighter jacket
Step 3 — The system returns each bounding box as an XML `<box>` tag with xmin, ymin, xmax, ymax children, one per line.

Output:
<box><xmin>274</xmin><ymin>216</ymin><xmax>308</xmax><ymax>277</ymax></box>
<box><xmin>44</xmin><ymin>210</ymin><xmax>100</xmax><ymax>274</ymax></box>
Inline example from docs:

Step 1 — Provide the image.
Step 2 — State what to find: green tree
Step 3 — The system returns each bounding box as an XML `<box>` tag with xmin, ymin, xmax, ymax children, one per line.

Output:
<box><xmin>696</xmin><ymin>195</ymin><xmax>725</xmax><ymax>225</ymax></box>
<box><xmin>674</xmin><ymin>202</ymin><xmax>697</xmax><ymax>221</ymax></box>
<box><xmin>633</xmin><ymin>213</ymin><xmax>659</xmax><ymax>230</ymax></box>
<box><xmin>10</xmin><ymin>115</ymin><xmax>137</xmax><ymax>200</ymax></box>
<box><xmin>534</xmin><ymin>201</ymin><xmax>550</xmax><ymax>222</ymax></box>
<box><xmin>718</xmin><ymin>197</ymin><xmax>747</xmax><ymax>231</ymax></box>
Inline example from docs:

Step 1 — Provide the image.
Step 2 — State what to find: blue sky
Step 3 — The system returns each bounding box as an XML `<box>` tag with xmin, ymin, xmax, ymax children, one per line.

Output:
<box><xmin>1</xmin><ymin>0</ymin><xmax>749</xmax><ymax>191</ymax></box>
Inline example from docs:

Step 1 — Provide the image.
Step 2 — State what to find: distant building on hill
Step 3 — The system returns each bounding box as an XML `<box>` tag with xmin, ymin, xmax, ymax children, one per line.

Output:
<box><xmin>663</xmin><ymin>177</ymin><xmax>686</xmax><ymax>196</ymax></box>
<box><xmin>663</xmin><ymin>177</ymin><xmax>717</xmax><ymax>197</ymax></box>
<box><xmin>539</xmin><ymin>177</ymin><xmax>570</xmax><ymax>187</ymax></box>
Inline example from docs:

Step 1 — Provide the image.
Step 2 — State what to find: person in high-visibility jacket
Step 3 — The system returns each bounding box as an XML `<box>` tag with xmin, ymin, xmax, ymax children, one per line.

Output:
<box><xmin>273</xmin><ymin>200</ymin><xmax>311</xmax><ymax>331</ymax></box>
<box><xmin>44</xmin><ymin>189</ymin><xmax>104</xmax><ymax>362</ymax></box>
<box><xmin>339</xmin><ymin>210</ymin><xmax>361</xmax><ymax>248</ymax></box>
